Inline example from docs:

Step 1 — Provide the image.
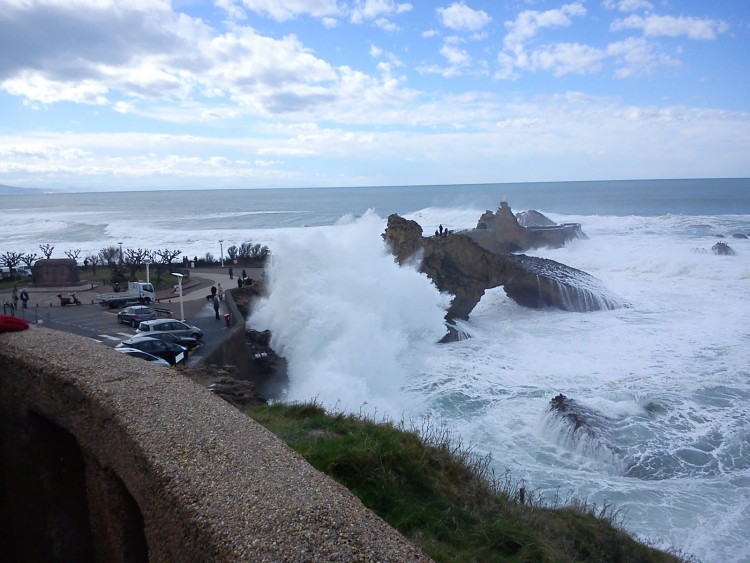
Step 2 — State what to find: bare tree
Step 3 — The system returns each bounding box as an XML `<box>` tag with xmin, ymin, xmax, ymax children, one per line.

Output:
<box><xmin>124</xmin><ymin>248</ymin><xmax>151</xmax><ymax>281</ymax></box>
<box><xmin>239</xmin><ymin>242</ymin><xmax>271</xmax><ymax>265</ymax></box>
<box><xmin>64</xmin><ymin>249</ymin><xmax>82</xmax><ymax>264</ymax></box>
<box><xmin>39</xmin><ymin>244</ymin><xmax>54</xmax><ymax>259</ymax></box>
<box><xmin>85</xmin><ymin>253</ymin><xmax>100</xmax><ymax>275</ymax></box>
<box><xmin>1</xmin><ymin>251</ymin><xmax>25</xmax><ymax>277</ymax></box>
<box><xmin>99</xmin><ymin>246</ymin><xmax>119</xmax><ymax>268</ymax></box>
<box><xmin>21</xmin><ymin>252</ymin><xmax>38</xmax><ymax>269</ymax></box>
<box><xmin>152</xmin><ymin>249</ymin><xmax>181</xmax><ymax>281</ymax></box>
<box><xmin>227</xmin><ymin>245</ymin><xmax>239</xmax><ymax>262</ymax></box>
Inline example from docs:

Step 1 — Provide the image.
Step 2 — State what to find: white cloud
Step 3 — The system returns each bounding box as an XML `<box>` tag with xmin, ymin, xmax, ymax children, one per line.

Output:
<box><xmin>607</xmin><ymin>36</ymin><xmax>679</xmax><ymax>78</ymax></box>
<box><xmin>3</xmin><ymin>96</ymin><xmax>747</xmax><ymax>188</ymax></box>
<box><xmin>227</xmin><ymin>0</ymin><xmax>345</xmax><ymax>22</ymax></box>
<box><xmin>436</xmin><ymin>2</ymin><xmax>491</xmax><ymax>32</ymax></box>
<box><xmin>440</xmin><ymin>42</ymin><xmax>471</xmax><ymax>67</ymax></box>
<box><xmin>374</xmin><ymin>17</ymin><xmax>399</xmax><ymax>31</ymax></box>
<box><xmin>215</xmin><ymin>0</ymin><xmax>247</xmax><ymax>20</ymax></box>
<box><xmin>0</xmin><ymin>0</ymin><xmax>421</xmax><ymax>121</ymax></box>
<box><xmin>611</xmin><ymin>14</ymin><xmax>729</xmax><ymax>40</ymax></box>
<box><xmin>503</xmin><ymin>2</ymin><xmax>587</xmax><ymax>52</ymax></box>
<box><xmin>2</xmin><ymin>72</ymin><xmax>111</xmax><ymax>105</ymax></box>
<box><xmin>497</xmin><ymin>2</ymin><xmax>590</xmax><ymax>78</ymax></box>
<box><xmin>529</xmin><ymin>43</ymin><xmax>605</xmax><ymax>76</ymax></box>
<box><xmin>350</xmin><ymin>0</ymin><xmax>413</xmax><ymax>25</ymax></box>
<box><xmin>602</xmin><ymin>0</ymin><xmax>653</xmax><ymax>12</ymax></box>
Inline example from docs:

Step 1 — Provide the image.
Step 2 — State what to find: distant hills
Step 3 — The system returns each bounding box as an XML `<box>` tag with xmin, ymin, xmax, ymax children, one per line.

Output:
<box><xmin>0</xmin><ymin>184</ymin><xmax>47</xmax><ymax>195</ymax></box>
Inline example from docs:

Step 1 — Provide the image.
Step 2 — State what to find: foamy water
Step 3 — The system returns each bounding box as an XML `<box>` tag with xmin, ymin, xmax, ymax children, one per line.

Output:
<box><xmin>249</xmin><ymin>209</ymin><xmax>750</xmax><ymax>562</ymax></box>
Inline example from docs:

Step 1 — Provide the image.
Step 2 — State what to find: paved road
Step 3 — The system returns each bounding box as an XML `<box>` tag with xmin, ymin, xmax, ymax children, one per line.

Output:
<box><xmin>5</xmin><ymin>267</ymin><xmax>260</xmax><ymax>367</ymax></box>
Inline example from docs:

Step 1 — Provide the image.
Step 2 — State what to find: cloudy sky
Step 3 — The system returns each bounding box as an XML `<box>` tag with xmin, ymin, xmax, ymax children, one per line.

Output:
<box><xmin>1</xmin><ymin>0</ymin><xmax>748</xmax><ymax>191</ymax></box>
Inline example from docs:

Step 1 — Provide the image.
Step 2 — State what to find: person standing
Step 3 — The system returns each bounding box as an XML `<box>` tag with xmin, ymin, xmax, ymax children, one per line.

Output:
<box><xmin>213</xmin><ymin>295</ymin><xmax>220</xmax><ymax>319</ymax></box>
<box><xmin>11</xmin><ymin>286</ymin><xmax>19</xmax><ymax>308</ymax></box>
<box><xmin>228</xmin><ymin>265</ymin><xmax>233</xmax><ymax>279</ymax></box>
<box><xmin>20</xmin><ymin>288</ymin><xmax>29</xmax><ymax>309</ymax></box>
<box><xmin>217</xmin><ymin>282</ymin><xmax>224</xmax><ymax>301</ymax></box>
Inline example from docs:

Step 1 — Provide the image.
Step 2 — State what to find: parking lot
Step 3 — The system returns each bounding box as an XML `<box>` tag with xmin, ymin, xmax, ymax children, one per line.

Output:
<box><xmin>7</xmin><ymin>269</ymin><xmax>238</xmax><ymax>367</ymax></box>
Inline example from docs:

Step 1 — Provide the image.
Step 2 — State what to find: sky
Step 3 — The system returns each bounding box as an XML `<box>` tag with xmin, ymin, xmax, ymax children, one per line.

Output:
<box><xmin>1</xmin><ymin>0</ymin><xmax>749</xmax><ymax>192</ymax></box>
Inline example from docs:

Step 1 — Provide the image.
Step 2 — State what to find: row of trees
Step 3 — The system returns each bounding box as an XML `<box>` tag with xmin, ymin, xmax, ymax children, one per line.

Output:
<box><xmin>1</xmin><ymin>241</ymin><xmax>271</xmax><ymax>282</ymax></box>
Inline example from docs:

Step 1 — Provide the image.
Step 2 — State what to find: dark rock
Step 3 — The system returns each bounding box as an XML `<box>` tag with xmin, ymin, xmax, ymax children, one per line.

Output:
<box><xmin>549</xmin><ymin>394</ymin><xmax>598</xmax><ymax>437</ymax></box>
<box><xmin>185</xmin><ymin>365</ymin><xmax>267</xmax><ymax>408</ymax></box>
<box><xmin>246</xmin><ymin>329</ymin><xmax>288</xmax><ymax>399</ymax></box>
<box><xmin>515</xmin><ymin>209</ymin><xmax>557</xmax><ymax>227</ymax></box>
<box><xmin>712</xmin><ymin>241</ymin><xmax>735</xmax><ymax>255</ymax></box>
<box><xmin>383</xmin><ymin>214</ymin><xmax>625</xmax><ymax>320</ymax></box>
<box><xmin>469</xmin><ymin>201</ymin><xmax>586</xmax><ymax>253</ymax></box>
<box><xmin>207</xmin><ymin>377</ymin><xmax>267</xmax><ymax>408</ymax></box>
<box><xmin>732</xmin><ymin>233</ymin><xmax>748</xmax><ymax>239</ymax></box>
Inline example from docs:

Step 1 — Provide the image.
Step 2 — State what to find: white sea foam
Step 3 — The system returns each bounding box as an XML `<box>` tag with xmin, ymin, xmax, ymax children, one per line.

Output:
<box><xmin>249</xmin><ymin>211</ymin><xmax>451</xmax><ymax>415</ymax></box>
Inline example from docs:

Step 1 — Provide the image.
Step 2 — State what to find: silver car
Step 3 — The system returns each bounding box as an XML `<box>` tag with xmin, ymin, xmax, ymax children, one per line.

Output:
<box><xmin>136</xmin><ymin>319</ymin><xmax>204</xmax><ymax>340</ymax></box>
<box><xmin>115</xmin><ymin>347</ymin><xmax>171</xmax><ymax>367</ymax></box>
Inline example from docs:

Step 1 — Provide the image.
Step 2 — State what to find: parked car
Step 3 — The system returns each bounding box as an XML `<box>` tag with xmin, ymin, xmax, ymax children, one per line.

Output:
<box><xmin>0</xmin><ymin>266</ymin><xmax>32</xmax><ymax>279</ymax></box>
<box><xmin>136</xmin><ymin>319</ymin><xmax>204</xmax><ymax>340</ymax></box>
<box><xmin>116</xmin><ymin>337</ymin><xmax>187</xmax><ymax>366</ymax></box>
<box><xmin>16</xmin><ymin>266</ymin><xmax>33</xmax><ymax>278</ymax></box>
<box><xmin>117</xmin><ymin>305</ymin><xmax>157</xmax><ymax>327</ymax></box>
<box><xmin>115</xmin><ymin>347</ymin><xmax>171</xmax><ymax>367</ymax></box>
<box><xmin>125</xmin><ymin>331</ymin><xmax>200</xmax><ymax>350</ymax></box>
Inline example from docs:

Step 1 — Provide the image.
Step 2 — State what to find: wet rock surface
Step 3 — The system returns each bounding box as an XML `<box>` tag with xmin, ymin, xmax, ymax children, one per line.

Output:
<box><xmin>383</xmin><ymin>214</ymin><xmax>624</xmax><ymax>320</ymax></box>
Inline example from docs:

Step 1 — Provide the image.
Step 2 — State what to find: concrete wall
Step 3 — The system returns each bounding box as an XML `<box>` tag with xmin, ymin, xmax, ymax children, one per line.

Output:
<box><xmin>0</xmin><ymin>327</ymin><xmax>429</xmax><ymax>562</ymax></box>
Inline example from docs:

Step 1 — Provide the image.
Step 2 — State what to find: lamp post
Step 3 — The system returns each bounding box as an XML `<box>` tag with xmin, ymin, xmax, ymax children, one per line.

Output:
<box><xmin>219</xmin><ymin>240</ymin><xmax>224</xmax><ymax>267</ymax></box>
<box><xmin>171</xmin><ymin>272</ymin><xmax>184</xmax><ymax>321</ymax></box>
<box><xmin>118</xmin><ymin>242</ymin><xmax>123</xmax><ymax>266</ymax></box>
<box><xmin>145</xmin><ymin>260</ymin><xmax>151</xmax><ymax>284</ymax></box>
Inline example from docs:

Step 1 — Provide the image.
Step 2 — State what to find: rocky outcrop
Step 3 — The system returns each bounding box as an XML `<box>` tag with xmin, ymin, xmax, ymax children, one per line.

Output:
<box><xmin>383</xmin><ymin>214</ymin><xmax>624</xmax><ymax>320</ymax></box>
<box><xmin>712</xmin><ymin>241</ymin><xmax>735</xmax><ymax>255</ymax></box>
<box><xmin>468</xmin><ymin>201</ymin><xmax>586</xmax><ymax>253</ymax></box>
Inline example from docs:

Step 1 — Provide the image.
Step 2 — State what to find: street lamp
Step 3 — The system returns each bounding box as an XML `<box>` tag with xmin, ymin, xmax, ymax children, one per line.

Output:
<box><xmin>219</xmin><ymin>240</ymin><xmax>224</xmax><ymax>267</ymax></box>
<box><xmin>171</xmin><ymin>272</ymin><xmax>185</xmax><ymax>321</ymax></box>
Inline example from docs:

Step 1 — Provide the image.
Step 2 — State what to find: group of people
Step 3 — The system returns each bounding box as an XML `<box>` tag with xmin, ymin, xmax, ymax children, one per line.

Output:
<box><xmin>434</xmin><ymin>224</ymin><xmax>451</xmax><ymax>237</ymax></box>
<box><xmin>10</xmin><ymin>286</ymin><xmax>30</xmax><ymax>310</ymax></box>
<box><xmin>228</xmin><ymin>265</ymin><xmax>253</xmax><ymax>287</ymax></box>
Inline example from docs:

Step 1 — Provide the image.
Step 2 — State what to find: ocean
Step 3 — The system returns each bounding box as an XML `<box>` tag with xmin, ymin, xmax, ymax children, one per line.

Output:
<box><xmin>3</xmin><ymin>178</ymin><xmax>750</xmax><ymax>561</ymax></box>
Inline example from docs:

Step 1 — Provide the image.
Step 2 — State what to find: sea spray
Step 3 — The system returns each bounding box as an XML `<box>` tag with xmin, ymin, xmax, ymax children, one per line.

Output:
<box><xmin>248</xmin><ymin>211</ymin><xmax>452</xmax><ymax>414</ymax></box>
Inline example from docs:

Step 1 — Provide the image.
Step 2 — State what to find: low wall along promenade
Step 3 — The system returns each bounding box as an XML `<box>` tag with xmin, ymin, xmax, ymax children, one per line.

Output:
<box><xmin>0</xmin><ymin>325</ymin><xmax>430</xmax><ymax>561</ymax></box>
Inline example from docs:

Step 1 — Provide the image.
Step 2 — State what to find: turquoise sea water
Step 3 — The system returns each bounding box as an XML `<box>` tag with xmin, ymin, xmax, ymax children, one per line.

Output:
<box><xmin>3</xmin><ymin>178</ymin><xmax>750</xmax><ymax>562</ymax></box>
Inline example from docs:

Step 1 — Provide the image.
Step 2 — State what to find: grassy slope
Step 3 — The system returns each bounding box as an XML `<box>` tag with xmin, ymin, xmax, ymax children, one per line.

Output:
<box><xmin>244</xmin><ymin>402</ymin><xmax>687</xmax><ymax>563</ymax></box>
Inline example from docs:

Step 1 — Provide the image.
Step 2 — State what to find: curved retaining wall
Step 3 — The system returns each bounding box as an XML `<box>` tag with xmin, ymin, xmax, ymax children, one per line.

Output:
<box><xmin>0</xmin><ymin>327</ymin><xmax>429</xmax><ymax>562</ymax></box>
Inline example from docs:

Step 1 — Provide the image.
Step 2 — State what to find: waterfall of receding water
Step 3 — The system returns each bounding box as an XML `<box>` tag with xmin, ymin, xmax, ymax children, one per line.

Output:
<box><xmin>519</xmin><ymin>255</ymin><xmax>627</xmax><ymax>312</ymax></box>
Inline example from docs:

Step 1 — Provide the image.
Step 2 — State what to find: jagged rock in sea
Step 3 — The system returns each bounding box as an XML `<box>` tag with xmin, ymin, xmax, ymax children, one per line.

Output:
<box><xmin>712</xmin><ymin>241</ymin><xmax>735</xmax><ymax>255</ymax></box>
<box><xmin>732</xmin><ymin>233</ymin><xmax>748</xmax><ymax>239</ymax></box>
<box><xmin>468</xmin><ymin>201</ymin><xmax>587</xmax><ymax>253</ymax></box>
<box><xmin>383</xmin><ymin>214</ymin><xmax>625</xmax><ymax>320</ymax></box>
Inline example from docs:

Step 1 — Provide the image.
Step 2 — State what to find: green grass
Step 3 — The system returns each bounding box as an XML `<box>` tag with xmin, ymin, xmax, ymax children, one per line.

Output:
<box><xmin>244</xmin><ymin>402</ymin><xmax>690</xmax><ymax>563</ymax></box>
